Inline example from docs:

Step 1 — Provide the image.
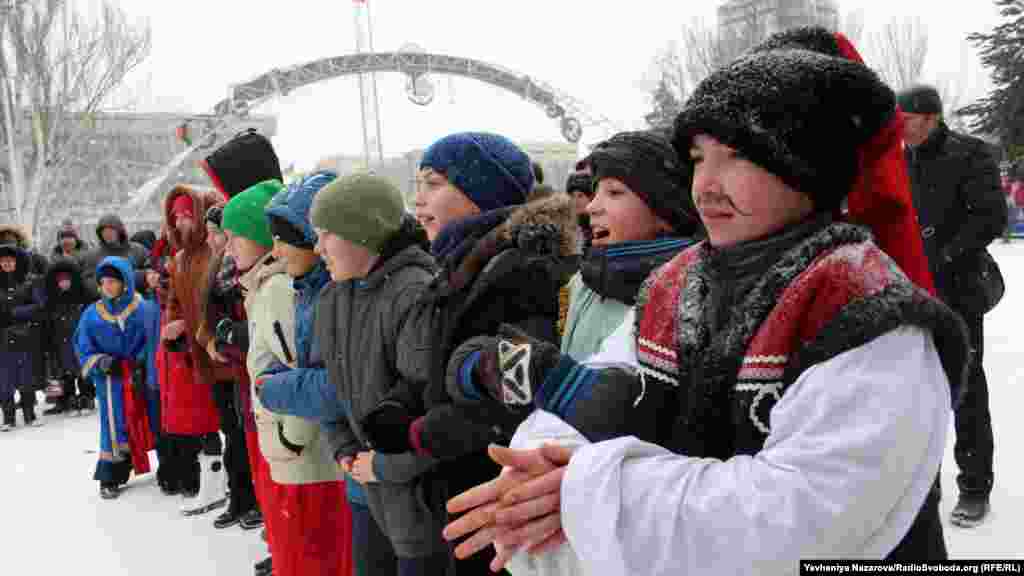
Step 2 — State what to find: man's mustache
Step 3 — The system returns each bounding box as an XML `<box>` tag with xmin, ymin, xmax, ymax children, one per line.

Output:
<box><xmin>695</xmin><ymin>191</ymin><xmax>752</xmax><ymax>217</ymax></box>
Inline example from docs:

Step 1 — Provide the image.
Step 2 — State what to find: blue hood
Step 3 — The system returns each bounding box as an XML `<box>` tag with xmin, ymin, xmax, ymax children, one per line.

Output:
<box><xmin>96</xmin><ymin>256</ymin><xmax>136</xmax><ymax>312</ymax></box>
<box><xmin>265</xmin><ymin>170</ymin><xmax>337</xmax><ymax>246</ymax></box>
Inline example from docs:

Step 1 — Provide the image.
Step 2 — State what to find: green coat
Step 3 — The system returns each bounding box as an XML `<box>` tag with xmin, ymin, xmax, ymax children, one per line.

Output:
<box><xmin>560</xmin><ymin>273</ymin><xmax>632</xmax><ymax>361</ymax></box>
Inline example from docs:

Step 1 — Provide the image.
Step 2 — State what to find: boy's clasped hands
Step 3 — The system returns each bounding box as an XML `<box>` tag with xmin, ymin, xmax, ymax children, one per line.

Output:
<box><xmin>443</xmin><ymin>443</ymin><xmax>576</xmax><ymax>572</ymax></box>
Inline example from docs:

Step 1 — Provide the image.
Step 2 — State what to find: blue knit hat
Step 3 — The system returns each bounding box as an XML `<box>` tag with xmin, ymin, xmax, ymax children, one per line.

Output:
<box><xmin>265</xmin><ymin>170</ymin><xmax>338</xmax><ymax>247</ymax></box>
<box><xmin>419</xmin><ymin>132</ymin><xmax>533</xmax><ymax>212</ymax></box>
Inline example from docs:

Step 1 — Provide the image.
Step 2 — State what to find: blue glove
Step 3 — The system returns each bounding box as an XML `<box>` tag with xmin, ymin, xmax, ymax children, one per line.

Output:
<box><xmin>260</xmin><ymin>361</ymin><xmax>291</xmax><ymax>378</ymax></box>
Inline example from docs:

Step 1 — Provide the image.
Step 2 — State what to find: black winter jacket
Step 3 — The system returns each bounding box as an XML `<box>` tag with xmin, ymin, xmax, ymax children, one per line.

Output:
<box><xmin>0</xmin><ymin>248</ymin><xmax>44</xmax><ymax>354</ymax></box>
<box><xmin>906</xmin><ymin>123</ymin><xmax>1007</xmax><ymax>313</ymax></box>
<box><xmin>41</xmin><ymin>258</ymin><xmax>96</xmax><ymax>377</ymax></box>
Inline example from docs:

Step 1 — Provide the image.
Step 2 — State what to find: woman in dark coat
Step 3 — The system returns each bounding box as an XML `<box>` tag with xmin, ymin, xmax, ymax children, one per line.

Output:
<box><xmin>0</xmin><ymin>243</ymin><xmax>45</xmax><ymax>430</ymax></box>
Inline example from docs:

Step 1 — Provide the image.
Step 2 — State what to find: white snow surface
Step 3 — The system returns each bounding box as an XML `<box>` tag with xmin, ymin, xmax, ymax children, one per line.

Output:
<box><xmin>1</xmin><ymin>243</ymin><xmax>1022</xmax><ymax>573</ymax></box>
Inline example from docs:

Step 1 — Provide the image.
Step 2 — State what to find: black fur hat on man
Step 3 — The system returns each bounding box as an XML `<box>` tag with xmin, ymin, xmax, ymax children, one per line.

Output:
<box><xmin>673</xmin><ymin>26</ymin><xmax>896</xmax><ymax>213</ymax></box>
<box><xmin>587</xmin><ymin>130</ymin><xmax>697</xmax><ymax>236</ymax></box>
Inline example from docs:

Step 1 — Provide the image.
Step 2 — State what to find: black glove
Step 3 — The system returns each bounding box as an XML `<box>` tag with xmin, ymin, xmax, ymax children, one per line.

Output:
<box><xmin>164</xmin><ymin>335</ymin><xmax>187</xmax><ymax>353</ymax></box>
<box><xmin>449</xmin><ymin>324</ymin><xmax>562</xmax><ymax>412</ymax></box>
<box><xmin>215</xmin><ymin>318</ymin><xmax>249</xmax><ymax>351</ymax></box>
<box><xmin>96</xmin><ymin>355</ymin><xmax>114</xmax><ymax>374</ymax></box>
<box><xmin>360</xmin><ymin>400</ymin><xmax>415</xmax><ymax>454</ymax></box>
<box><xmin>214</xmin><ymin>318</ymin><xmax>235</xmax><ymax>346</ymax></box>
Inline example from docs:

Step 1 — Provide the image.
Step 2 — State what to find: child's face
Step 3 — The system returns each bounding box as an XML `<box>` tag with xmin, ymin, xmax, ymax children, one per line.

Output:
<box><xmin>206</xmin><ymin>225</ymin><xmax>226</xmax><ymax>253</ymax></box>
<box><xmin>413</xmin><ymin>168</ymin><xmax>481</xmax><ymax>242</ymax></box>
<box><xmin>587</xmin><ymin>178</ymin><xmax>671</xmax><ymax>246</ymax></box>
<box><xmin>689</xmin><ymin>134</ymin><xmax>813</xmax><ymax>248</ymax></box>
<box><xmin>273</xmin><ymin>239</ymin><xmax>319</xmax><ymax>279</ymax></box>
<box><xmin>0</xmin><ymin>256</ymin><xmax>15</xmax><ymax>273</ymax></box>
<box><xmin>225</xmin><ymin>231</ymin><xmax>267</xmax><ymax>272</ymax></box>
<box><xmin>100</xmin><ymin>277</ymin><xmax>124</xmax><ymax>299</ymax></box>
<box><xmin>58</xmin><ymin>278</ymin><xmax>72</xmax><ymax>291</ymax></box>
<box><xmin>314</xmin><ymin>229</ymin><xmax>370</xmax><ymax>282</ymax></box>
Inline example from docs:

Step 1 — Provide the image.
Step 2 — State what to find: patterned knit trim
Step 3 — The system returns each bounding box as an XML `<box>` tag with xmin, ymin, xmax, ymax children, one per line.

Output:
<box><xmin>638</xmin><ymin>365</ymin><xmax>679</xmax><ymax>386</ymax></box>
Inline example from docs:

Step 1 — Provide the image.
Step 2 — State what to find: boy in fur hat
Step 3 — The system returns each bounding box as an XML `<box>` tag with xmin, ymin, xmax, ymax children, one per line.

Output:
<box><xmin>442</xmin><ymin>27</ymin><xmax>967</xmax><ymax>574</ymax></box>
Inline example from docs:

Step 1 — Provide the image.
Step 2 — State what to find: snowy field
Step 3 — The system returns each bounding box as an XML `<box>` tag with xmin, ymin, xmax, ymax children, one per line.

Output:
<box><xmin>1</xmin><ymin>243</ymin><xmax>1022</xmax><ymax>574</ymax></box>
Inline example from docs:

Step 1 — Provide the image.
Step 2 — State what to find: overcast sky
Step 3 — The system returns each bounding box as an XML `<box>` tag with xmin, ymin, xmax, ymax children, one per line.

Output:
<box><xmin>111</xmin><ymin>0</ymin><xmax>1002</xmax><ymax>171</ymax></box>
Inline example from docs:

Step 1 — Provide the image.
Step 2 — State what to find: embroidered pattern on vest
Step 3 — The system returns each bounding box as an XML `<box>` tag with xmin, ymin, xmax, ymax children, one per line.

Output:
<box><xmin>640</xmin><ymin>223</ymin><xmax>923</xmax><ymax>458</ymax></box>
<box><xmin>635</xmin><ymin>248</ymin><xmax>698</xmax><ymax>387</ymax></box>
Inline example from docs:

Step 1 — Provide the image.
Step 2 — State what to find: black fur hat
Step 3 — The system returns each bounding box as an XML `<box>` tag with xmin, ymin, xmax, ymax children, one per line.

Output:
<box><xmin>673</xmin><ymin>26</ymin><xmax>896</xmax><ymax>213</ymax></box>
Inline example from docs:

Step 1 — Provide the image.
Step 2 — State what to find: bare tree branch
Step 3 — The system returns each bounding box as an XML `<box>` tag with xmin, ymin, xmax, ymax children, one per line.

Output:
<box><xmin>0</xmin><ymin>0</ymin><xmax>151</xmax><ymax>238</ymax></box>
<box><xmin>866</xmin><ymin>16</ymin><xmax>929</xmax><ymax>91</ymax></box>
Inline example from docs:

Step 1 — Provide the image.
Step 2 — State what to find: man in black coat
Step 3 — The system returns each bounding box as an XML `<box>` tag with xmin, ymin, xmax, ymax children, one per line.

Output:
<box><xmin>900</xmin><ymin>84</ymin><xmax>1007</xmax><ymax>528</ymax></box>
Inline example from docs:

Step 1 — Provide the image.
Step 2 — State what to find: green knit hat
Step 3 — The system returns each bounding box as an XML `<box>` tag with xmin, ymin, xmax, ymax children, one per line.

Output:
<box><xmin>310</xmin><ymin>172</ymin><xmax>404</xmax><ymax>254</ymax></box>
<box><xmin>222</xmin><ymin>179</ymin><xmax>284</xmax><ymax>248</ymax></box>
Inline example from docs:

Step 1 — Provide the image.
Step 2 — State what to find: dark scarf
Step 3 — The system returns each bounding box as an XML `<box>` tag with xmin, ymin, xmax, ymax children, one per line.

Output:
<box><xmin>702</xmin><ymin>213</ymin><xmax>833</xmax><ymax>334</ymax></box>
<box><xmin>680</xmin><ymin>212</ymin><xmax>833</xmax><ymax>457</ymax></box>
<box><xmin>430</xmin><ymin>208</ymin><xmax>515</xmax><ymax>266</ymax></box>
<box><xmin>580</xmin><ymin>237</ymin><xmax>694</xmax><ymax>305</ymax></box>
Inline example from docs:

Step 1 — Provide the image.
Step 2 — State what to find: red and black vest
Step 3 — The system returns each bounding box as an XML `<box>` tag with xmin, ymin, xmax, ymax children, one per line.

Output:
<box><xmin>634</xmin><ymin>222</ymin><xmax>968</xmax><ymax>559</ymax></box>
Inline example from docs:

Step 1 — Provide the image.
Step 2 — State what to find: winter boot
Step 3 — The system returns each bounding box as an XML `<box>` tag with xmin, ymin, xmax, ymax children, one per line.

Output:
<box><xmin>239</xmin><ymin>508</ymin><xmax>264</xmax><ymax>531</ymax></box>
<box><xmin>253</xmin><ymin>556</ymin><xmax>272</xmax><ymax>576</ymax></box>
<box><xmin>180</xmin><ymin>453</ymin><xmax>227</xmax><ymax>516</ymax></box>
<box><xmin>951</xmin><ymin>493</ymin><xmax>990</xmax><ymax>528</ymax></box>
<box><xmin>100</xmin><ymin>483</ymin><xmax>121</xmax><ymax>500</ymax></box>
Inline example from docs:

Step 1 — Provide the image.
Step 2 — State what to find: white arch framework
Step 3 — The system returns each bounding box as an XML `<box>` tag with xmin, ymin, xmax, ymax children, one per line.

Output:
<box><xmin>128</xmin><ymin>51</ymin><xmax>623</xmax><ymax>212</ymax></box>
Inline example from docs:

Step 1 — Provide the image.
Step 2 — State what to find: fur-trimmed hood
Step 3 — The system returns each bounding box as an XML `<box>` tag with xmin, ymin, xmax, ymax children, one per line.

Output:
<box><xmin>164</xmin><ymin>184</ymin><xmax>222</xmax><ymax>252</ymax></box>
<box><xmin>0</xmin><ymin>243</ymin><xmax>30</xmax><ymax>287</ymax></box>
<box><xmin>432</xmin><ymin>194</ymin><xmax>579</xmax><ymax>297</ymax></box>
<box><xmin>0</xmin><ymin>224</ymin><xmax>30</xmax><ymax>249</ymax></box>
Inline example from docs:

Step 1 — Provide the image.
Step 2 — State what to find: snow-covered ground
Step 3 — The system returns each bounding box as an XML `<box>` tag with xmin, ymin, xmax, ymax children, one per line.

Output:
<box><xmin>1</xmin><ymin>244</ymin><xmax>1022</xmax><ymax>574</ymax></box>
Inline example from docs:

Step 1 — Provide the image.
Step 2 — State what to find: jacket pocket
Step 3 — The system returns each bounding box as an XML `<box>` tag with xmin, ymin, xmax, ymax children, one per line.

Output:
<box><xmin>366</xmin><ymin>477</ymin><xmax>443</xmax><ymax>557</ymax></box>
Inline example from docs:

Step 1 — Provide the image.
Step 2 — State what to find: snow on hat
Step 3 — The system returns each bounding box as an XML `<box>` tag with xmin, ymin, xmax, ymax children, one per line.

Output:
<box><xmin>419</xmin><ymin>132</ymin><xmax>533</xmax><ymax>213</ymax></box>
<box><xmin>587</xmin><ymin>130</ymin><xmax>697</xmax><ymax>235</ymax></box>
<box><xmin>673</xmin><ymin>25</ymin><xmax>936</xmax><ymax>296</ymax></box>
<box><xmin>897</xmin><ymin>85</ymin><xmax>943</xmax><ymax>115</ymax></box>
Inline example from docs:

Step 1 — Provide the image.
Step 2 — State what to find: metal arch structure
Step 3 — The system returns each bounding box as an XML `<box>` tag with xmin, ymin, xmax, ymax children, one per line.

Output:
<box><xmin>213</xmin><ymin>51</ymin><xmax>622</xmax><ymax>139</ymax></box>
<box><xmin>127</xmin><ymin>51</ymin><xmax>623</xmax><ymax>212</ymax></box>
